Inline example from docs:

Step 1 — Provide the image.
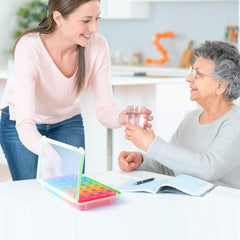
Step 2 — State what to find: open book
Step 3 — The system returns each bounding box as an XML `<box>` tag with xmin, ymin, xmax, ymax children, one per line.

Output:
<box><xmin>117</xmin><ymin>174</ymin><xmax>215</xmax><ymax>197</ymax></box>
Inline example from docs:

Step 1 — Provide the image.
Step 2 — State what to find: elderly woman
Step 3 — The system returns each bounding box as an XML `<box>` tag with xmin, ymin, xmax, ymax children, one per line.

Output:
<box><xmin>118</xmin><ymin>41</ymin><xmax>240</xmax><ymax>189</ymax></box>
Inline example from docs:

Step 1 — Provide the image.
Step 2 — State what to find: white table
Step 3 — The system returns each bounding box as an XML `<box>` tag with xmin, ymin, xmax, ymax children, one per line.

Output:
<box><xmin>0</xmin><ymin>170</ymin><xmax>240</xmax><ymax>240</ymax></box>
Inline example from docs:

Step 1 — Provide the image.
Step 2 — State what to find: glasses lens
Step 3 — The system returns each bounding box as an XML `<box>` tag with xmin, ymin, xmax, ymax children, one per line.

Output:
<box><xmin>190</xmin><ymin>66</ymin><xmax>195</xmax><ymax>79</ymax></box>
<box><xmin>193</xmin><ymin>69</ymin><xmax>196</xmax><ymax>79</ymax></box>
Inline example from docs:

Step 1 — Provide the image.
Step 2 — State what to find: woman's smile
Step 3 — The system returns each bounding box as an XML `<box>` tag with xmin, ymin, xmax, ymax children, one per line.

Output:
<box><xmin>81</xmin><ymin>33</ymin><xmax>92</xmax><ymax>40</ymax></box>
<box><xmin>190</xmin><ymin>86</ymin><xmax>198</xmax><ymax>94</ymax></box>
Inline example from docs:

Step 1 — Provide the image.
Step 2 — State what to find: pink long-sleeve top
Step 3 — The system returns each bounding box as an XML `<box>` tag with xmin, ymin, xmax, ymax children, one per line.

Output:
<box><xmin>1</xmin><ymin>32</ymin><xmax>122</xmax><ymax>155</ymax></box>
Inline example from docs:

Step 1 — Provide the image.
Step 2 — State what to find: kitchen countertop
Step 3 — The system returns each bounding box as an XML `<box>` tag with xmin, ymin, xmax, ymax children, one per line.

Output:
<box><xmin>0</xmin><ymin>66</ymin><xmax>189</xmax><ymax>85</ymax></box>
<box><xmin>110</xmin><ymin>66</ymin><xmax>189</xmax><ymax>85</ymax></box>
<box><xmin>110</xmin><ymin>75</ymin><xmax>187</xmax><ymax>86</ymax></box>
<box><xmin>111</xmin><ymin>65</ymin><xmax>189</xmax><ymax>76</ymax></box>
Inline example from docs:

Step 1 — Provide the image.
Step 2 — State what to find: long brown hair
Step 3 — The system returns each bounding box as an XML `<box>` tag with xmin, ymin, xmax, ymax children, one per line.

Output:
<box><xmin>13</xmin><ymin>0</ymin><xmax>95</xmax><ymax>94</ymax></box>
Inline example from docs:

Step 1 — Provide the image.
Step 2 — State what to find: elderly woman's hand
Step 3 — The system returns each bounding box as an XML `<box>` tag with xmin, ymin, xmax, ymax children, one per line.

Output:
<box><xmin>118</xmin><ymin>151</ymin><xmax>143</xmax><ymax>172</ymax></box>
<box><xmin>118</xmin><ymin>107</ymin><xmax>153</xmax><ymax>128</ymax></box>
<box><xmin>125</xmin><ymin>123</ymin><xmax>156</xmax><ymax>151</ymax></box>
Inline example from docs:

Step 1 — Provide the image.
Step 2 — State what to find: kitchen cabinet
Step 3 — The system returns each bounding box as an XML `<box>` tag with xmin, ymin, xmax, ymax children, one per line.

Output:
<box><xmin>81</xmin><ymin>66</ymin><xmax>197</xmax><ymax>172</ymax></box>
<box><xmin>110</xmin><ymin>70</ymin><xmax>197</xmax><ymax>171</ymax></box>
<box><xmin>100</xmin><ymin>0</ymin><xmax>150</xmax><ymax>19</ymax></box>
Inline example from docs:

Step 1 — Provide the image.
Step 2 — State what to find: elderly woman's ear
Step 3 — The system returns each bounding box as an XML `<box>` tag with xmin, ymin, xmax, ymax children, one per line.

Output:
<box><xmin>216</xmin><ymin>81</ymin><xmax>228</xmax><ymax>95</ymax></box>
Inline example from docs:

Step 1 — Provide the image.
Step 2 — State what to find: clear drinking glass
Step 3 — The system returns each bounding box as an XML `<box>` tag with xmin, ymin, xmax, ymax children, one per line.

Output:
<box><xmin>127</xmin><ymin>105</ymin><xmax>145</xmax><ymax>128</ymax></box>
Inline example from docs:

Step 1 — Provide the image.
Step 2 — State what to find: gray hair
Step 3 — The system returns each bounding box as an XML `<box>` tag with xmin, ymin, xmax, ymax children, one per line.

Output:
<box><xmin>194</xmin><ymin>41</ymin><xmax>240</xmax><ymax>102</ymax></box>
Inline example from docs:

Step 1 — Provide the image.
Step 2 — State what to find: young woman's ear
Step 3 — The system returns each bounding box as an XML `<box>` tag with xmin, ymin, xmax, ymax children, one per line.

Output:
<box><xmin>53</xmin><ymin>11</ymin><xmax>63</xmax><ymax>26</ymax></box>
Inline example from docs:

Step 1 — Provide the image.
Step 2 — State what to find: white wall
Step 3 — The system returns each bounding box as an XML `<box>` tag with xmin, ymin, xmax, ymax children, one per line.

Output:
<box><xmin>0</xmin><ymin>0</ymin><xmax>48</xmax><ymax>66</ymax></box>
<box><xmin>99</xmin><ymin>1</ymin><xmax>238</xmax><ymax>67</ymax></box>
<box><xmin>0</xmin><ymin>0</ymin><xmax>27</xmax><ymax>65</ymax></box>
<box><xmin>0</xmin><ymin>1</ymin><xmax>238</xmax><ymax>67</ymax></box>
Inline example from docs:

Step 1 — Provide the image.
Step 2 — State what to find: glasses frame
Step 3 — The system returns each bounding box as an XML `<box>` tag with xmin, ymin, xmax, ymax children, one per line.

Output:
<box><xmin>190</xmin><ymin>66</ymin><xmax>215</xmax><ymax>79</ymax></box>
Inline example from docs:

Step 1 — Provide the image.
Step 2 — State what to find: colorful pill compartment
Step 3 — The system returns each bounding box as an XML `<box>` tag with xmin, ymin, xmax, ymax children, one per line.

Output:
<box><xmin>45</xmin><ymin>175</ymin><xmax>116</xmax><ymax>210</ymax></box>
<box><xmin>37</xmin><ymin>137</ymin><xmax>117</xmax><ymax>210</ymax></box>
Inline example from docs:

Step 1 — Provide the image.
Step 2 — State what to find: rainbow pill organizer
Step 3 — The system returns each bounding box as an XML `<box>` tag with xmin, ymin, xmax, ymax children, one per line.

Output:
<box><xmin>44</xmin><ymin>175</ymin><xmax>117</xmax><ymax>210</ymax></box>
<box><xmin>37</xmin><ymin>136</ymin><xmax>119</xmax><ymax>210</ymax></box>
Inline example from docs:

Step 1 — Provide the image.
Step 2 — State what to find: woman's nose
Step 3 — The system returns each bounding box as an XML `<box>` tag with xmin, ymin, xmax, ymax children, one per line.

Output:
<box><xmin>89</xmin><ymin>21</ymin><xmax>98</xmax><ymax>33</ymax></box>
<box><xmin>186</xmin><ymin>72</ymin><xmax>193</xmax><ymax>82</ymax></box>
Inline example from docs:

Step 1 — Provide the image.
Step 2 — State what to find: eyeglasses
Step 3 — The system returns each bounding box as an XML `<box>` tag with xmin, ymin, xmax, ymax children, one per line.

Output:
<box><xmin>189</xmin><ymin>66</ymin><xmax>214</xmax><ymax>79</ymax></box>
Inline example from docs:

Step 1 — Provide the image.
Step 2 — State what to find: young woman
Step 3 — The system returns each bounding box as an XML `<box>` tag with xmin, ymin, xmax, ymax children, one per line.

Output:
<box><xmin>0</xmin><ymin>0</ymin><xmax>152</xmax><ymax>180</ymax></box>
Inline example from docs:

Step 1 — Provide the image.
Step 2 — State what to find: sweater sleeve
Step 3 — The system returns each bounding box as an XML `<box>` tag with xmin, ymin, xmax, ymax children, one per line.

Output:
<box><xmin>146</xmin><ymin>117</ymin><xmax>240</xmax><ymax>182</ymax></box>
<box><xmin>14</xmin><ymin>37</ymin><xmax>42</xmax><ymax>155</ymax></box>
<box><xmin>137</xmin><ymin>152</ymin><xmax>175</xmax><ymax>176</ymax></box>
<box><xmin>90</xmin><ymin>35</ymin><xmax>123</xmax><ymax>129</ymax></box>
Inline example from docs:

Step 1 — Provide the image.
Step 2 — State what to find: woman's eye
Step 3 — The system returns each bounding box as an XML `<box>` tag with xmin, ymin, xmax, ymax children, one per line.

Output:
<box><xmin>83</xmin><ymin>20</ymin><xmax>90</xmax><ymax>23</ymax></box>
<box><xmin>196</xmin><ymin>71</ymin><xmax>201</xmax><ymax>77</ymax></box>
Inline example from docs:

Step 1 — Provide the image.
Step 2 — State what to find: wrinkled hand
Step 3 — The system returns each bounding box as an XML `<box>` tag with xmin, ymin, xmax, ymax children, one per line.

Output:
<box><xmin>118</xmin><ymin>151</ymin><xmax>143</xmax><ymax>172</ymax></box>
<box><xmin>125</xmin><ymin>123</ymin><xmax>156</xmax><ymax>151</ymax></box>
<box><xmin>41</xmin><ymin>143</ymin><xmax>63</xmax><ymax>179</ymax></box>
<box><xmin>118</xmin><ymin>107</ymin><xmax>153</xmax><ymax>129</ymax></box>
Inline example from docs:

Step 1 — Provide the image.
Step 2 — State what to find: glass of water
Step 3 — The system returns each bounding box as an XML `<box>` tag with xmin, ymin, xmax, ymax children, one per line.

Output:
<box><xmin>127</xmin><ymin>105</ymin><xmax>145</xmax><ymax>128</ymax></box>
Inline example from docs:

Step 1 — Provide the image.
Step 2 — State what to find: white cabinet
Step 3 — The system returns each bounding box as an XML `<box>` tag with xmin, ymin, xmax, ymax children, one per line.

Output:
<box><xmin>78</xmin><ymin>66</ymin><xmax>197</xmax><ymax>173</ymax></box>
<box><xmin>111</xmin><ymin>77</ymin><xmax>197</xmax><ymax>171</ymax></box>
<box><xmin>100</xmin><ymin>0</ymin><xmax>150</xmax><ymax>19</ymax></box>
<box><xmin>80</xmin><ymin>89</ymin><xmax>109</xmax><ymax>173</ymax></box>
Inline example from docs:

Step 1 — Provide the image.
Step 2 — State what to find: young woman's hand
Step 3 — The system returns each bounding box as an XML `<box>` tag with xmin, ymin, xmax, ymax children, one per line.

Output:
<box><xmin>41</xmin><ymin>143</ymin><xmax>63</xmax><ymax>178</ymax></box>
<box><xmin>118</xmin><ymin>107</ymin><xmax>153</xmax><ymax>128</ymax></box>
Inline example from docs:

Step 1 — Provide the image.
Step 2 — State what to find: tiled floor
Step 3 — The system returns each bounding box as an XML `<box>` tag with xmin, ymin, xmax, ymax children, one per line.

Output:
<box><xmin>0</xmin><ymin>164</ymin><xmax>11</xmax><ymax>182</ymax></box>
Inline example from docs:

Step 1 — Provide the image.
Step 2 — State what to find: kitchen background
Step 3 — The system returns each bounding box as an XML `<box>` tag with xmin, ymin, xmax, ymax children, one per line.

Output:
<box><xmin>0</xmin><ymin>0</ymin><xmax>238</xmax><ymax>67</ymax></box>
<box><xmin>0</xmin><ymin>0</ymin><xmax>239</xmax><ymax>175</ymax></box>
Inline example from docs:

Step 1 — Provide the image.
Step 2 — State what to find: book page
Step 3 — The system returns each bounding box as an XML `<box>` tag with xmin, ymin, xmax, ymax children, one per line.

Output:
<box><xmin>117</xmin><ymin>175</ymin><xmax>214</xmax><ymax>196</ymax></box>
<box><xmin>160</xmin><ymin>175</ymin><xmax>214</xmax><ymax>196</ymax></box>
<box><xmin>117</xmin><ymin>179</ymin><xmax>168</xmax><ymax>193</ymax></box>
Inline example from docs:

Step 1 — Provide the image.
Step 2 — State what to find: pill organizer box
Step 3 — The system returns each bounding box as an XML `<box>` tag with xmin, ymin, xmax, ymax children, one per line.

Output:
<box><xmin>44</xmin><ymin>175</ymin><xmax>116</xmax><ymax>210</ymax></box>
<box><xmin>37</xmin><ymin>136</ymin><xmax>118</xmax><ymax>210</ymax></box>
